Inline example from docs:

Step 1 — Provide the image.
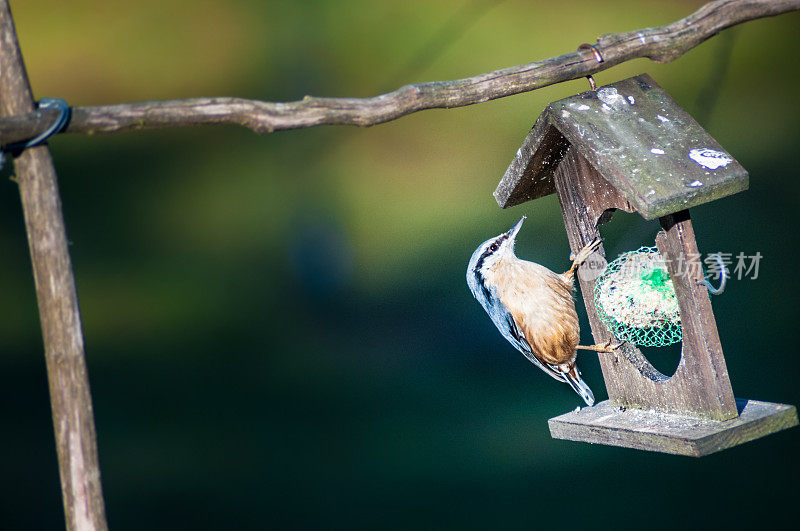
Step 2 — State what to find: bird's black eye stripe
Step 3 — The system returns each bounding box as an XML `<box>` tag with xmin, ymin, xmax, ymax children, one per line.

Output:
<box><xmin>473</xmin><ymin>233</ymin><xmax>510</xmax><ymax>301</ymax></box>
<box><xmin>489</xmin><ymin>234</ymin><xmax>508</xmax><ymax>253</ymax></box>
<box><xmin>476</xmin><ymin>235</ymin><xmax>507</xmax><ymax>270</ymax></box>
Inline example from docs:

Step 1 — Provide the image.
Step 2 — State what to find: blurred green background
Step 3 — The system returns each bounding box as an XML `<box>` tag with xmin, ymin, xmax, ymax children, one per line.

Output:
<box><xmin>1</xmin><ymin>0</ymin><xmax>798</xmax><ymax>528</ymax></box>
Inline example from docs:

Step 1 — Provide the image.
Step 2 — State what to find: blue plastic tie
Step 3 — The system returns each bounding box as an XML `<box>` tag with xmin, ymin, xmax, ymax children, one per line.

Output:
<box><xmin>0</xmin><ymin>98</ymin><xmax>71</xmax><ymax>171</ymax></box>
<box><xmin>703</xmin><ymin>253</ymin><xmax>728</xmax><ymax>295</ymax></box>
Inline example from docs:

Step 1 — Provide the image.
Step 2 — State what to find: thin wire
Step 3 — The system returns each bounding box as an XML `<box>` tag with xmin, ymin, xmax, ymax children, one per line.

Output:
<box><xmin>379</xmin><ymin>0</ymin><xmax>508</xmax><ymax>93</ymax></box>
<box><xmin>578</xmin><ymin>43</ymin><xmax>603</xmax><ymax>92</ymax></box>
<box><xmin>694</xmin><ymin>29</ymin><xmax>737</xmax><ymax>128</ymax></box>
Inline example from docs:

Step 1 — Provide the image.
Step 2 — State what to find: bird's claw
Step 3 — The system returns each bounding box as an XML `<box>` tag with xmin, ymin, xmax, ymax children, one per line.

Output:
<box><xmin>571</xmin><ymin>237</ymin><xmax>603</xmax><ymax>265</ymax></box>
<box><xmin>601</xmin><ymin>339</ymin><xmax>623</xmax><ymax>352</ymax></box>
<box><xmin>576</xmin><ymin>340</ymin><xmax>623</xmax><ymax>353</ymax></box>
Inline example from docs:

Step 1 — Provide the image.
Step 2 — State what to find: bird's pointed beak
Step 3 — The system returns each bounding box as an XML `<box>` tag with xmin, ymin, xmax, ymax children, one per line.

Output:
<box><xmin>507</xmin><ymin>216</ymin><xmax>525</xmax><ymax>240</ymax></box>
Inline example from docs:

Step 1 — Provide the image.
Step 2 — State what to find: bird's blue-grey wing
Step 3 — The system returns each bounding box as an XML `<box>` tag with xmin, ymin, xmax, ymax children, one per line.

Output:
<box><xmin>483</xmin><ymin>293</ymin><xmax>566</xmax><ymax>382</ymax></box>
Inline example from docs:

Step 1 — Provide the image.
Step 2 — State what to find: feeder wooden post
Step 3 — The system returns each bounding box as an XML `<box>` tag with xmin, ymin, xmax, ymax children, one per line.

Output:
<box><xmin>494</xmin><ymin>73</ymin><xmax>798</xmax><ymax>456</ymax></box>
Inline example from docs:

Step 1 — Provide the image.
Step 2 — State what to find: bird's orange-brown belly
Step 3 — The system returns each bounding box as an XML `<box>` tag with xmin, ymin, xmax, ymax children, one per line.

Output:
<box><xmin>518</xmin><ymin>296</ymin><xmax>580</xmax><ymax>365</ymax></box>
<box><xmin>528</xmin><ymin>325</ymin><xmax>579</xmax><ymax>365</ymax></box>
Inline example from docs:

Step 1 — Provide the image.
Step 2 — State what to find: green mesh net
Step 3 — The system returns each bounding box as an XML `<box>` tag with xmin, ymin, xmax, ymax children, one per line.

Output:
<box><xmin>593</xmin><ymin>246</ymin><xmax>682</xmax><ymax>347</ymax></box>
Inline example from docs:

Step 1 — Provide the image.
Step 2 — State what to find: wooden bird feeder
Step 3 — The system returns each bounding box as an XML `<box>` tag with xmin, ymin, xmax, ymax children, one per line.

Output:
<box><xmin>494</xmin><ymin>74</ymin><xmax>798</xmax><ymax>456</ymax></box>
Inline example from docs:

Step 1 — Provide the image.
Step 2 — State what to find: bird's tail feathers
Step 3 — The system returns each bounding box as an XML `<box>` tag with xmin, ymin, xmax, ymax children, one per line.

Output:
<box><xmin>562</xmin><ymin>366</ymin><xmax>595</xmax><ymax>406</ymax></box>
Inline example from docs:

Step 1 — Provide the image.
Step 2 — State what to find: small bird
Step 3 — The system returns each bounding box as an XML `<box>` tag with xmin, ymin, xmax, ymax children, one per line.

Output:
<box><xmin>467</xmin><ymin>216</ymin><xmax>612</xmax><ymax>406</ymax></box>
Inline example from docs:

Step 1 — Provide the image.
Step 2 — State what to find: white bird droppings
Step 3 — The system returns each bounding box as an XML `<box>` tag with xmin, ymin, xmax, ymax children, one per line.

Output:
<box><xmin>597</xmin><ymin>87</ymin><xmax>626</xmax><ymax>107</ymax></box>
<box><xmin>688</xmin><ymin>148</ymin><xmax>733</xmax><ymax>170</ymax></box>
<box><xmin>656</xmin><ymin>114</ymin><xmax>670</xmax><ymax>123</ymax></box>
<box><xmin>650</xmin><ymin>148</ymin><xmax>665</xmax><ymax>155</ymax></box>
<box><xmin>689</xmin><ymin>180</ymin><xmax>703</xmax><ymax>187</ymax></box>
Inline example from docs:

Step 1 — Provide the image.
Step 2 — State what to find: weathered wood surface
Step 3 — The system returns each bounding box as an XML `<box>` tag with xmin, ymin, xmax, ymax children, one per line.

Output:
<box><xmin>553</xmin><ymin>149</ymin><xmax>737</xmax><ymax>420</ymax></box>
<box><xmin>0</xmin><ymin>2</ymin><xmax>108</xmax><ymax>530</ymax></box>
<box><xmin>655</xmin><ymin>212</ymin><xmax>737</xmax><ymax>418</ymax></box>
<box><xmin>495</xmin><ymin>74</ymin><xmax>749</xmax><ymax>219</ymax></box>
<box><xmin>549</xmin><ymin>399</ymin><xmax>798</xmax><ymax>457</ymax></box>
<box><xmin>494</xmin><ymin>120</ymin><xmax>567</xmax><ymax>207</ymax></box>
<box><xmin>1</xmin><ymin>1</ymin><xmax>799</xmax><ymax>144</ymax></box>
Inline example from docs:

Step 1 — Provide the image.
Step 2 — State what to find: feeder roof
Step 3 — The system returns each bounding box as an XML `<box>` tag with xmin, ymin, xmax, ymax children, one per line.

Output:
<box><xmin>494</xmin><ymin>74</ymin><xmax>748</xmax><ymax>220</ymax></box>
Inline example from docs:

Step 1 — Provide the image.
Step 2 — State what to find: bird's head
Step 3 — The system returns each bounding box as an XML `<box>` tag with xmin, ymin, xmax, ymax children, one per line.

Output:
<box><xmin>466</xmin><ymin>216</ymin><xmax>525</xmax><ymax>299</ymax></box>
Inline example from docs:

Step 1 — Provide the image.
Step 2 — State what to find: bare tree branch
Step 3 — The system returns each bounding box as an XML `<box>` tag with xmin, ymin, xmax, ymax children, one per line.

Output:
<box><xmin>1</xmin><ymin>0</ymin><xmax>798</xmax><ymax>145</ymax></box>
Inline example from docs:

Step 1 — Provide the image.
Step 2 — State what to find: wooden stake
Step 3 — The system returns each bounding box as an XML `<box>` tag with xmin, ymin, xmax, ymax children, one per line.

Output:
<box><xmin>0</xmin><ymin>2</ymin><xmax>108</xmax><ymax>529</ymax></box>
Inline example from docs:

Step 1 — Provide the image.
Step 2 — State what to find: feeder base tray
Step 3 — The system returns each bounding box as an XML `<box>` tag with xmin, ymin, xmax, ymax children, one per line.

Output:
<box><xmin>549</xmin><ymin>399</ymin><xmax>797</xmax><ymax>457</ymax></box>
